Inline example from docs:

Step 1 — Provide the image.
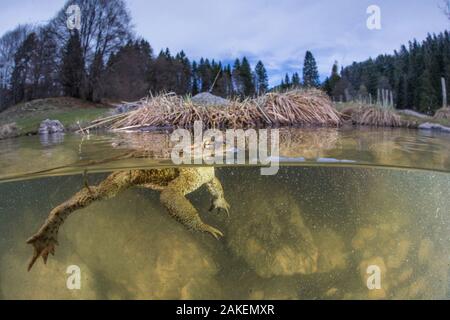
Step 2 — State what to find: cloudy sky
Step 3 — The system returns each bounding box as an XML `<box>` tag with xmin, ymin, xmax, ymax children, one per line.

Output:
<box><xmin>0</xmin><ymin>0</ymin><xmax>448</xmax><ymax>86</ymax></box>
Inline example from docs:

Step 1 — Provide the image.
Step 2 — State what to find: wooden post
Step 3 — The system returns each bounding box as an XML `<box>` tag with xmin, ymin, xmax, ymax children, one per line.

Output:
<box><xmin>442</xmin><ymin>77</ymin><xmax>447</xmax><ymax>109</ymax></box>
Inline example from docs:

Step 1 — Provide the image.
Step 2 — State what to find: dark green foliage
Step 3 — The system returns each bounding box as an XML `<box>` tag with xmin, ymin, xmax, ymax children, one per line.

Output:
<box><xmin>60</xmin><ymin>31</ymin><xmax>85</xmax><ymax>98</ymax></box>
<box><xmin>332</xmin><ymin>32</ymin><xmax>450</xmax><ymax>112</ymax></box>
<box><xmin>240</xmin><ymin>57</ymin><xmax>255</xmax><ymax>97</ymax></box>
<box><xmin>254</xmin><ymin>60</ymin><xmax>268</xmax><ymax>95</ymax></box>
<box><xmin>323</xmin><ymin>61</ymin><xmax>341</xmax><ymax>97</ymax></box>
<box><xmin>303</xmin><ymin>51</ymin><xmax>320</xmax><ymax>88</ymax></box>
<box><xmin>104</xmin><ymin>39</ymin><xmax>153</xmax><ymax>100</ymax></box>
<box><xmin>291</xmin><ymin>72</ymin><xmax>301</xmax><ymax>87</ymax></box>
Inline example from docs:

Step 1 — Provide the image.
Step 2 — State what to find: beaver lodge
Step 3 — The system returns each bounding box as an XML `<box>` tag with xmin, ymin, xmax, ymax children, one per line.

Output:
<box><xmin>85</xmin><ymin>89</ymin><xmax>342</xmax><ymax>131</ymax></box>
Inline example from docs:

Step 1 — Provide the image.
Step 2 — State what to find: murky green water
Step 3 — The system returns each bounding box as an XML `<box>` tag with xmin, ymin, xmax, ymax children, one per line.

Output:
<box><xmin>0</xmin><ymin>128</ymin><xmax>449</xmax><ymax>300</ymax></box>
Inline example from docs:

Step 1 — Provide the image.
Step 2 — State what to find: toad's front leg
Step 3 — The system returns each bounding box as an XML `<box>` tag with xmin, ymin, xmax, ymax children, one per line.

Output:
<box><xmin>207</xmin><ymin>177</ymin><xmax>230</xmax><ymax>217</ymax></box>
<box><xmin>160</xmin><ymin>168</ymin><xmax>224</xmax><ymax>239</ymax></box>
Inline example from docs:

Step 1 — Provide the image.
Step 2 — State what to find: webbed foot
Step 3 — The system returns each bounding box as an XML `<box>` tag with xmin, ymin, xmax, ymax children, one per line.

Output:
<box><xmin>201</xmin><ymin>224</ymin><xmax>224</xmax><ymax>240</ymax></box>
<box><xmin>209</xmin><ymin>198</ymin><xmax>230</xmax><ymax>217</ymax></box>
<box><xmin>26</xmin><ymin>231</ymin><xmax>59</xmax><ymax>271</ymax></box>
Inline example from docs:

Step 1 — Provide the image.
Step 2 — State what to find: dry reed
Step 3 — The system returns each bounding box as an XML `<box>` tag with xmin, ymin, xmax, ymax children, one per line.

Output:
<box><xmin>84</xmin><ymin>89</ymin><xmax>341</xmax><ymax>131</ymax></box>
<box><xmin>351</xmin><ymin>106</ymin><xmax>402</xmax><ymax>127</ymax></box>
<box><xmin>434</xmin><ymin>107</ymin><xmax>450</xmax><ymax>120</ymax></box>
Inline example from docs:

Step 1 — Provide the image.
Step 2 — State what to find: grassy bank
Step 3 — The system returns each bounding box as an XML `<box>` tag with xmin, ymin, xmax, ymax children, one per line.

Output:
<box><xmin>0</xmin><ymin>97</ymin><xmax>111</xmax><ymax>137</ymax></box>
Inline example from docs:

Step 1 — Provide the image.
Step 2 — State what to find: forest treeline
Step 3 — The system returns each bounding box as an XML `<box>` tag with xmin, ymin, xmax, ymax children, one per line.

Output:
<box><xmin>0</xmin><ymin>0</ymin><xmax>331</xmax><ymax>112</ymax></box>
<box><xmin>0</xmin><ymin>0</ymin><xmax>273</xmax><ymax>111</ymax></box>
<box><xmin>0</xmin><ymin>0</ymin><xmax>449</xmax><ymax>114</ymax></box>
<box><xmin>323</xmin><ymin>31</ymin><xmax>450</xmax><ymax>113</ymax></box>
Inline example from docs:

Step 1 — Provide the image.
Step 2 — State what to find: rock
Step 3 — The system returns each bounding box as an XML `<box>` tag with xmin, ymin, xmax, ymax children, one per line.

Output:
<box><xmin>0</xmin><ymin>123</ymin><xmax>20</xmax><ymax>140</ymax></box>
<box><xmin>367</xmin><ymin>288</ymin><xmax>387</xmax><ymax>300</ymax></box>
<box><xmin>226</xmin><ymin>191</ymin><xmax>318</xmax><ymax>278</ymax></box>
<box><xmin>38</xmin><ymin>119</ymin><xmax>65</xmax><ymax>135</ymax></box>
<box><xmin>244</xmin><ymin>276</ymin><xmax>301</xmax><ymax>300</ymax></box>
<box><xmin>0</xmin><ymin>251</ymin><xmax>98</xmax><ymax>300</ymax></box>
<box><xmin>397</xmin><ymin>109</ymin><xmax>430</xmax><ymax>119</ymax></box>
<box><xmin>386</xmin><ymin>239</ymin><xmax>411</xmax><ymax>269</ymax></box>
<box><xmin>191</xmin><ymin>92</ymin><xmax>230</xmax><ymax>107</ymax></box>
<box><xmin>64</xmin><ymin>192</ymin><xmax>222</xmax><ymax>300</ymax></box>
<box><xmin>314</xmin><ymin>229</ymin><xmax>348</xmax><ymax>273</ymax></box>
<box><xmin>114</xmin><ymin>103</ymin><xmax>141</xmax><ymax>114</ymax></box>
<box><xmin>417</xmin><ymin>238</ymin><xmax>434</xmax><ymax>265</ymax></box>
<box><xmin>352</xmin><ymin>226</ymin><xmax>377</xmax><ymax>250</ymax></box>
<box><xmin>396</xmin><ymin>267</ymin><xmax>413</xmax><ymax>285</ymax></box>
<box><xmin>324</xmin><ymin>287</ymin><xmax>339</xmax><ymax>298</ymax></box>
<box><xmin>418</xmin><ymin>122</ymin><xmax>450</xmax><ymax>133</ymax></box>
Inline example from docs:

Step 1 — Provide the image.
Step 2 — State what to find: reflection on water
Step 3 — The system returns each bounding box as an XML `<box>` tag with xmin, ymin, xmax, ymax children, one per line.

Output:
<box><xmin>0</xmin><ymin>166</ymin><xmax>448</xmax><ymax>300</ymax></box>
<box><xmin>1</xmin><ymin>127</ymin><xmax>450</xmax><ymax>182</ymax></box>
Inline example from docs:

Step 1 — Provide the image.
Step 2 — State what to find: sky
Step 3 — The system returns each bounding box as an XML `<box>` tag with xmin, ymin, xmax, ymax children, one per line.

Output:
<box><xmin>0</xmin><ymin>0</ymin><xmax>448</xmax><ymax>86</ymax></box>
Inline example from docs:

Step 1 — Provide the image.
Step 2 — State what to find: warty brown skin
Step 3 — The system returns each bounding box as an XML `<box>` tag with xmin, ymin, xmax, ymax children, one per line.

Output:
<box><xmin>26</xmin><ymin>167</ymin><xmax>230</xmax><ymax>271</ymax></box>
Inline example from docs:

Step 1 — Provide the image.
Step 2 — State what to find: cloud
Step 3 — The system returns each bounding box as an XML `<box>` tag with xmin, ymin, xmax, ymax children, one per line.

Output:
<box><xmin>1</xmin><ymin>0</ymin><xmax>448</xmax><ymax>86</ymax></box>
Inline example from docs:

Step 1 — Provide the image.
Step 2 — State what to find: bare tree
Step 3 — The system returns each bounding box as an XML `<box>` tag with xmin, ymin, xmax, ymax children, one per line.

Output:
<box><xmin>441</xmin><ymin>0</ymin><xmax>450</xmax><ymax>20</ymax></box>
<box><xmin>0</xmin><ymin>25</ymin><xmax>32</xmax><ymax>89</ymax></box>
<box><xmin>48</xmin><ymin>0</ymin><xmax>133</xmax><ymax>64</ymax></box>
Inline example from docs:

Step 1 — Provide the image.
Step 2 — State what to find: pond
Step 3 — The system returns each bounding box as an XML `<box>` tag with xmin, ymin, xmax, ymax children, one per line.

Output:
<box><xmin>0</xmin><ymin>127</ymin><xmax>449</xmax><ymax>300</ymax></box>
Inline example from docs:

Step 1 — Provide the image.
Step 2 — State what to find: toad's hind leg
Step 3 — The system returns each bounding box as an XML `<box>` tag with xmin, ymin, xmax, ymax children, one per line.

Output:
<box><xmin>160</xmin><ymin>169</ymin><xmax>223</xmax><ymax>239</ymax></box>
<box><xmin>27</xmin><ymin>170</ymin><xmax>138</xmax><ymax>271</ymax></box>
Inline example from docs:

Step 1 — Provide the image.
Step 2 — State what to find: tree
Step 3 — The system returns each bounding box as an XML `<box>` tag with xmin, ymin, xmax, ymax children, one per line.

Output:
<box><xmin>149</xmin><ymin>49</ymin><xmax>177</xmax><ymax>94</ymax></box>
<box><xmin>254</xmin><ymin>60</ymin><xmax>268</xmax><ymax>95</ymax></box>
<box><xmin>239</xmin><ymin>57</ymin><xmax>255</xmax><ymax>97</ymax></box>
<box><xmin>198</xmin><ymin>58</ymin><xmax>213</xmax><ymax>93</ymax></box>
<box><xmin>232</xmin><ymin>59</ymin><xmax>242</xmax><ymax>96</ymax></box>
<box><xmin>191</xmin><ymin>61</ymin><xmax>199</xmax><ymax>96</ymax></box>
<box><xmin>291</xmin><ymin>72</ymin><xmax>301</xmax><ymax>87</ymax></box>
<box><xmin>0</xmin><ymin>24</ymin><xmax>31</xmax><ymax>108</ymax></box>
<box><xmin>174</xmin><ymin>50</ymin><xmax>192</xmax><ymax>95</ymax></box>
<box><xmin>33</xmin><ymin>26</ymin><xmax>60</xmax><ymax>99</ymax></box>
<box><xmin>61</xmin><ymin>31</ymin><xmax>85</xmax><ymax>98</ymax></box>
<box><xmin>441</xmin><ymin>0</ymin><xmax>450</xmax><ymax>20</ymax></box>
<box><xmin>104</xmin><ymin>40</ymin><xmax>153</xmax><ymax>100</ymax></box>
<box><xmin>86</xmin><ymin>52</ymin><xmax>104</xmax><ymax>102</ymax></box>
<box><xmin>284</xmin><ymin>74</ymin><xmax>291</xmax><ymax>89</ymax></box>
<box><xmin>303</xmin><ymin>51</ymin><xmax>320</xmax><ymax>88</ymax></box>
<box><xmin>10</xmin><ymin>33</ymin><xmax>38</xmax><ymax>103</ymax></box>
<box><xmin>324</xmin><ymin>61</ymin><xmax>341</xmax><ymax>96</ymax></box>
<box><xmin>49</xmin><ymin>0</ymin><xmax>133</xmax><ymax>101</ymax></box>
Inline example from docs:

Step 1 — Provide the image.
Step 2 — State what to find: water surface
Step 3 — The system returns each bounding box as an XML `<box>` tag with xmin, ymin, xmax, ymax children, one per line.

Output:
<box><xmin>0</xmin><ymin>128</ymin><xmax>449</xmax><ymax>300</ymax></box>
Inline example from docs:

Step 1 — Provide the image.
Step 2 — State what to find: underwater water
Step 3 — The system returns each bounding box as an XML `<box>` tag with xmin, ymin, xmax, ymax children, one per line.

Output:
<box><xmin>0</xmin><ymin>128</ymin><xmax>449</xmax><ymax>300</ymax></box>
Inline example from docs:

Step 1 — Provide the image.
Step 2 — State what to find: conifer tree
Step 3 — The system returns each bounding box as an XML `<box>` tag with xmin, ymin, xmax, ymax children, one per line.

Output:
<box><xmin>303</xmin><ymin>51</ymin><xmax>320</xmax><ymax>88</ymax></box>
<box><xmin>284</xmin><ymin>73</ymin><xmax>291</xmax><ymax>89</ymax></box>
<box><xmin>254</xmin><ymin>60</ymin><xmax>268</xmax><ymax>95</ymax></box>
<box><xmin>291</xmin><ymin>72</ymin><xmax>301</xmax><ymax>87</ymax></box>
<box><xmin>240</xmin><ymin>57</ymin><xmax>255</xmax><ymax>97</ymax></box>
<box><xmin>60</xmin><ymin>30</ymin><xmax>85</xmax><ymax>98</ymax></box>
